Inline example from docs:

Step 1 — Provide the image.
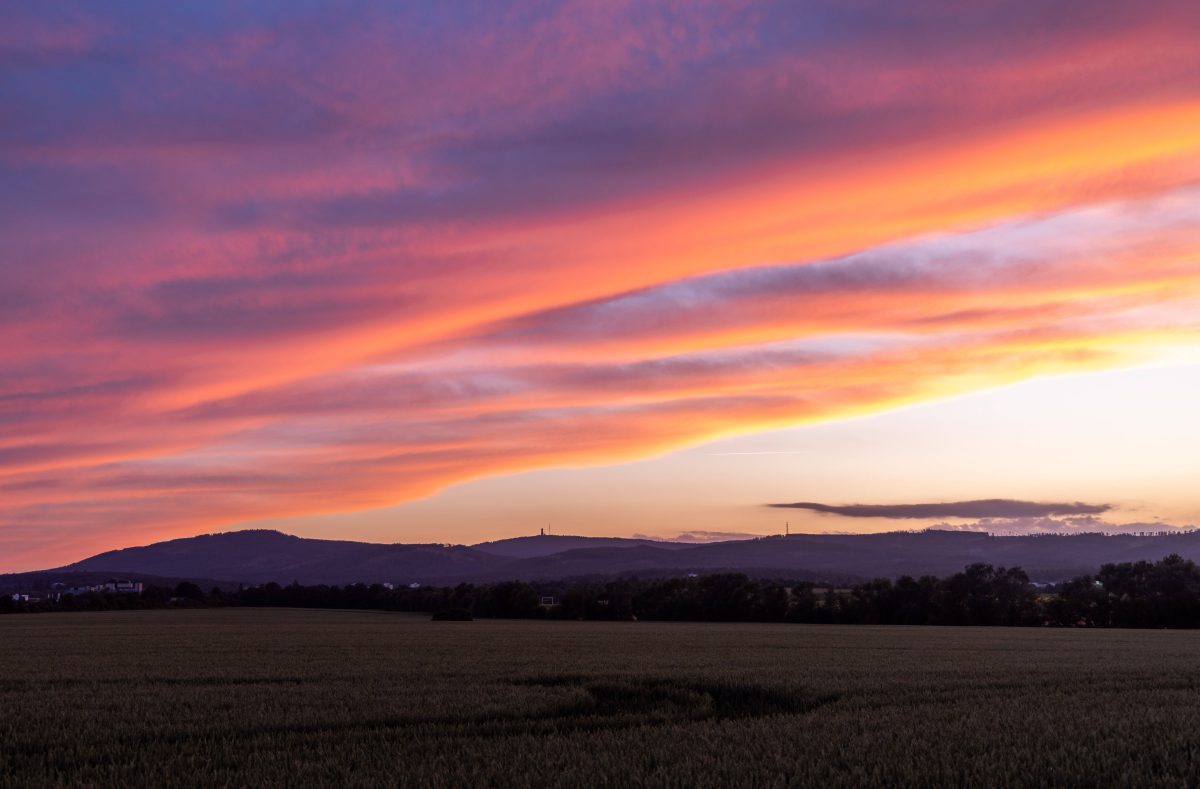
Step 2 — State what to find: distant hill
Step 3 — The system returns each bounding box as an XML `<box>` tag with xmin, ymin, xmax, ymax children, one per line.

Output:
<box><xmin>471</xmin><ymin>534</ymin><xmax>691</xmax><ymax>559</ymax></box>
<box><xmin>8</xmin><ymin>528</ymin><xmax>1200</xmax><ymax>588</ymax></box>
<box><xmin>466</xmin><ymin>530</ymin><xmax>1200</xmax><ymax>584</ymax></box>
<box><xmin>61</xmin><ymin>530</ymin><xmax>498</xmax><ymax>586</ymax></box>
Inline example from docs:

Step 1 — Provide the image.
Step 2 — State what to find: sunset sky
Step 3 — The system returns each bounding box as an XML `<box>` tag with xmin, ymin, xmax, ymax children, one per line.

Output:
<box><xmin>3</xmin><ymin>1</ymin><xmax>1199</xmax><ymax>571</ymax></box>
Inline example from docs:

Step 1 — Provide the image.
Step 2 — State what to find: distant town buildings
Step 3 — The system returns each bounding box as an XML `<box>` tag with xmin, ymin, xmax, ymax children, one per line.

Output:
<box><xmin>9</xmin><ymin>579</ymin><xmax>145</xmax><ymax>603</ymax></box>
<box><xmin>58</xmin><ymin>579</ymin><xmax>144</xmax><ymax>596</ymax></box>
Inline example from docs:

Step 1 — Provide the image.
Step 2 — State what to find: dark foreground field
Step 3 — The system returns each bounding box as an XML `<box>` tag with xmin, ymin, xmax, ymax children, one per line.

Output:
<box><xmin>3</xmin><ymin>611</ymin><xmax>1200</xmax><ymax>787</ymax></box>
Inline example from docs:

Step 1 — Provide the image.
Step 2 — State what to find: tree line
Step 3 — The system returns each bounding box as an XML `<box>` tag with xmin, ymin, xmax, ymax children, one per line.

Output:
<box><xmin>7</xmin><ymin>554</ymin><xmax>1200</xmax><ymax>628</ymax></box>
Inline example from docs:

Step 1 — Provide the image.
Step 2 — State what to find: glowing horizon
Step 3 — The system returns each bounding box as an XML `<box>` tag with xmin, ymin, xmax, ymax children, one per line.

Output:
<box><xmin>2</xmin><ymin>1</ymin><xmax>1199</xmax><ymax>571</ymax></box>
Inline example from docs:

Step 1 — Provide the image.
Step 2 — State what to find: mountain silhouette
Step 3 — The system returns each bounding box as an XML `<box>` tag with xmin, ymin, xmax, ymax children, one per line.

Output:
<box><xmin>6</xmin><ymin>528</ymin><xmax>1200</xmax><ymax>588</ymax></box>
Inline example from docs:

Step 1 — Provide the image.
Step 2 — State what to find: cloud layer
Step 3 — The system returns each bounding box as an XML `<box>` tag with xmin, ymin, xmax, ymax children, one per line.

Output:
<box><xmin>2</xmin><ymin>1</ymin><xmax>1200</xmax><ymax>568</ymax></box>
<box><xmin>933</xmin><ymin>517</ymin><xmax>1196</xmax><ymax>537</ymax></box>
<box><xmin>771</xmin><ymin>500</ymin><xmax>1112</xmax><ymax>520</ymax></box>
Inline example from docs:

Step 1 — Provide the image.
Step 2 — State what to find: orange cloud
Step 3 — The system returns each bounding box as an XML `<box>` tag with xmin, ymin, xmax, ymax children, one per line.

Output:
<box><xmin>4</xmin><ymin>0</ymin><xmax>1200</xmax><ymax>568</ymax></box>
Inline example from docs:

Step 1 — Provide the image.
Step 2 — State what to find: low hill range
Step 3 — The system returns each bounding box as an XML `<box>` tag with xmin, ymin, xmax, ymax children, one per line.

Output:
<box><xmin>6</xmin><ymin>528</ymin><xmax>1200</xmax><ymax>591</ymax></box>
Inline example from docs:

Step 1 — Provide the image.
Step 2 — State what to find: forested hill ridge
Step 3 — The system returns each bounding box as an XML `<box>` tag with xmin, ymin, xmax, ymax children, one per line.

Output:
<box><xmin>468</xmin><ymin>534</ymin><xmax>692</xmax><ymax>559</ymax></box>
<box><xmin>10</xmin><ymin>556</ymin><xmax>1200</xmax><ymax>630</ymax></box>
<box><xmin>6</xmin><ymin>528</ymin><xmax>1200</xmax><ymax>589</ymax></box>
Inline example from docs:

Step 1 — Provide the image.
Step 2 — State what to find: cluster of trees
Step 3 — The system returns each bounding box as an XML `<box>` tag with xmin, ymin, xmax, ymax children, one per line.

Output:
<box><xmin>805</xmin><ymin>564</ymin><xmax>1041</xmax><ymax>626</ymax></box>
<box><xmin>1047</xmin><ymin>554</ymin><xmax>1200</xmax><ymax>628</ymax></box>
<box><xmin>9</xmin><ymin>555</ymin><xmax>1200</xmax><ymax>628</ymax></box>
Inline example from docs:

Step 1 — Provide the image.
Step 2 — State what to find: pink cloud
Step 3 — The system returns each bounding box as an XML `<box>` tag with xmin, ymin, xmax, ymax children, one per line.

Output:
<box><xmin>3</xmin><ymin>1</ymin><xmax>1200</xmax><ymax>569</ymax></box>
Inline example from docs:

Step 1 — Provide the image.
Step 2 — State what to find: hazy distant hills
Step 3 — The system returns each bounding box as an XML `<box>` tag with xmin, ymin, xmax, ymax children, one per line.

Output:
<box><xmin>8</xmin><ymin>528</ymin><xmax>1200</xmax><ymax>589</ymax></box>
<box><xmin>62</xmin><ymin>530</ymin><xmax>497</xmax><ymax>587</ymax></box>
<box><xmin>469</xmin><ymin>534</ymin><xmax>688</xmax><ymax>559</ymax></box>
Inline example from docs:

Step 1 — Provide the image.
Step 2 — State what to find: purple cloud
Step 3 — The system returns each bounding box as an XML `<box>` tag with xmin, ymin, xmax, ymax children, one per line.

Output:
<box><xmin>771</xmin><ymin>500</ymin><xmax>1112</xmax><ymax>519</ymax></box>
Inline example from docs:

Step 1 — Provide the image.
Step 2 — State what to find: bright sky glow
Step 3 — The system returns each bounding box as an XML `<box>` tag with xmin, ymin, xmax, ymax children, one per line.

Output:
<box><xmin>2</xmin><ymin>1</ymin><xmax>1199</xmax><ymax>570</ymax></box>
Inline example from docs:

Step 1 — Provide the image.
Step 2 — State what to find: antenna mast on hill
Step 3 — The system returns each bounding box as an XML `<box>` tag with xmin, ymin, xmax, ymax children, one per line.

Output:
<box><xmin>786</xmin><ymin>522</ymin><xmax>790</xmax><ymax>537</ymax></box>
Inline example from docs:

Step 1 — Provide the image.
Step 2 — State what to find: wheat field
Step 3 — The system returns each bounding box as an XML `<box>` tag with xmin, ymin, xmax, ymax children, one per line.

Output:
<box><xmin>3</xmin><ymin>609</ymin><xmax>1199</xmax><ymax>787</ymax></box>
